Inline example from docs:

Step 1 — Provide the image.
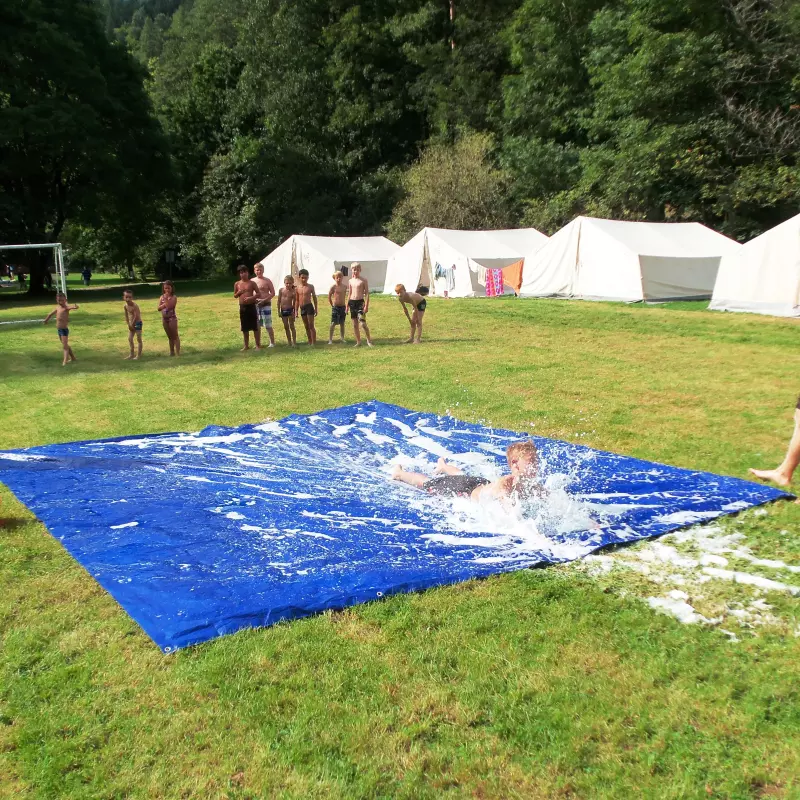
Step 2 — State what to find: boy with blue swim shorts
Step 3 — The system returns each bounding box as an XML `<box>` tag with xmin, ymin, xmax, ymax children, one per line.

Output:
<box><xmin>252</xmin><ymin>263</ymin><xmax>276</xmax><ymax>347</ymax></box>
<box><xmin>123</xmin><ymin>289</ymin><xmax>143</xmax><ymax>360</ymax></box>
<box><xmin>43</xmin><ymin>292</ymin><xmax>79</xmax><ymax>366</ymax></box>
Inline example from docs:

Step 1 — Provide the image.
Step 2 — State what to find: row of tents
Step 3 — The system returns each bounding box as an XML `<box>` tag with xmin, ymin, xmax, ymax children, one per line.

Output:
<box><xmin>257</xmin><ymin>213</ymin><xmax>800</xmax><ymax>317</ymax></box>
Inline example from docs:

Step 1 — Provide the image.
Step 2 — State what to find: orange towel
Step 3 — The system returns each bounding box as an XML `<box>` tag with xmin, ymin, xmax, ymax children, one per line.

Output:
<box><xmin>501</xmin><ymin>259</ymin><xmax>524</xmax><ymax>293</ymax></box>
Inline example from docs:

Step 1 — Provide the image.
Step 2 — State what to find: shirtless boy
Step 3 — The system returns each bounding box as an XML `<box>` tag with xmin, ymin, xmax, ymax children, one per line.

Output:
<box><xmin>327</xmin><ymin>271</ymin><xmax>347</xmax><ymax>344</ymax></box>
<box><xmin>295</xmin><ymin>269</ymin><xmax>318</xmax><ymax>346</ymax></box>
<box><xmin>347</xmin><ymin>262</ymin><xmax>373</xmax><ymax>347</ymax></box>
<box><xmin>395</xmin><ymin>283</ymin><xmax>426</xmax><ymax>344</ymax></box>
<box><xmin>252</xmin><ymin>263</ymin><xmax>276</xmax><ymax>348</ymax></box>
<box><xmin>234</xmin><ymin>265</ymin><xmax>260</xmax><ymax>351</ymax></box>
<box><xmin>43</xmin><ymin>292</ymin><xmax>79</xmax><ymax>366</ymax></box>
<box><xmin>392</xmin><ymin>441</ymin><xmax>541</xmax><ymax>503</ymax></box>
<box><xmin>123</xmin><ymin>289</ymin><xmax>143</xmax><ymax>360</ymax></box>
<box><xmin>277</xmin><ymin>275</ymin><xmax>297</xmax><ymax>346</ymax></box>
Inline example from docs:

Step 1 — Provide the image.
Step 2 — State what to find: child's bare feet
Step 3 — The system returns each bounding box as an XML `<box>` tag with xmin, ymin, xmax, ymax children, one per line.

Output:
<box><xmin>434</xmin><ymin>457</ymin><xmax>448</xmax><ymax>474</ymax></box>
<box><xmin>133</xmin><ymin>356</ymin><xmax>139</xmax><ymax>360</ymax></box>
<box><xmin>366</xmin><ymin>340</ymin><xmax>373</xmax><ymax>347</ymax></box>
<box><xmin>404</xmin><ymin>339</ymin><xmax>414</xmax><ymax>344</ymax></box>
<box><xmin>240</xmin><ymin>346</ymin><xmax>249</xmax><ymax>351</ymax></box>
<box><xmin>353</xmin><ymin>342</ymin><xmax>361</xmax><ymax>348</ymax></box>
<box><xmin>748</xmin><ymin>468</ymin><xmax>792</xmax><ymax>487</ymax></box>
<box><xmin>391</xmin><ymin>465</ymin><xmax>403</xmax><ymax>480</ymax></box>
<box><xmin>125</xmin><ymin>355</ymin><xmax>133</xmax><ymax>360</ymax></box>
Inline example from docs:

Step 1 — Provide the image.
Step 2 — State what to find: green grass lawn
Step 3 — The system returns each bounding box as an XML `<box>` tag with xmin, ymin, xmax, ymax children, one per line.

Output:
<box><xmin>1</xmin><ymin>283</ymin><xmax>799</xmax><ymax>798</ymax></box>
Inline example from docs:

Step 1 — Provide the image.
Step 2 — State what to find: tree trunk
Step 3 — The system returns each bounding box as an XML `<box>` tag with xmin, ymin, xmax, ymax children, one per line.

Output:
<box><xmin>25</xmin><ymin>249</ymin><xmax>52</xmax><ymax>297</ymax></box>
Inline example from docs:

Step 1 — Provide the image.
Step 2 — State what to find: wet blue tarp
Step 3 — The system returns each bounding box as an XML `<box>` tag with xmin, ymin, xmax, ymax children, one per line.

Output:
<box><xmin>0</xmin><ymin>400</ymin><xmax>789</xmax><ymax>652</ymax></box>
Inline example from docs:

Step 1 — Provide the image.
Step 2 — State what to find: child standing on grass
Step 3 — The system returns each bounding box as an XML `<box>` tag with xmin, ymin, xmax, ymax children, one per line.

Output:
<box><xmin>123</xmin><ymin>289</ymin><xmax>143</xmax><ymax>360</ymax></box>
<box><xmin>327</xmin><ymin>271</ymin><xmax>347</xmax><ymax>344</ymax></box>
<box><xmin>347</xmin><ymin>262</ymin><xmax>373</xmax><ymax>347</ymax></box>
<box><xmin>158</xmin><ymin>280</ymin><xmax>180</xmax><ymax>356</ymax></box>
<box><xmin>295</xmin><ymin>269</ymin><xmax>317</xmax><ymax>346</ymax></box>
<box><xmin>252</xmin><ymin>263</ymin><xmax>276</xmax><ymax>348</ymax></box>
<box><xmin>277</xmin><ymin>275</ymin><xmax>297</xmax><ymax>346</ymax></box>
<box><xmin>43</xmin><ymin>292</ymin><xmax>78</xmax><ymax>366</ymax></box>
<box><xmin>234</xmin><ymin>265</ymin><xmax>261</xmax><ymax>351</ymax></box>
<box><xmin>394</xmin><ymin>284</ymin><xmax>426</xmax><ymax>344</ymax></box>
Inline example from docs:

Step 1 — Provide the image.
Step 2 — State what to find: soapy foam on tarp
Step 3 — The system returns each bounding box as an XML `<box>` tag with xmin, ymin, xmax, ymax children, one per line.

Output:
<box><xmin>0</xmin><ymin>401</ymin><xmax>789</xmax><ymax>652</ymax></box>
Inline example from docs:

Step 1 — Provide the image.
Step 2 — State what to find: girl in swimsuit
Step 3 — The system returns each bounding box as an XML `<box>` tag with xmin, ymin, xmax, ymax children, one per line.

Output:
<box><xmin>158</xmin><ymin>280</ymin><xmax>180</xmax><ymax>356</ymax></box>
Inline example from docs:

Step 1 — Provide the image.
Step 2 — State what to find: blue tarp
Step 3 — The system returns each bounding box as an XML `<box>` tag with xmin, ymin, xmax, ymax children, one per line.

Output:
<box><xmin>0</xmin><ymin>401</ymin><xmax>789</xmax><ymax>652</ymax></box>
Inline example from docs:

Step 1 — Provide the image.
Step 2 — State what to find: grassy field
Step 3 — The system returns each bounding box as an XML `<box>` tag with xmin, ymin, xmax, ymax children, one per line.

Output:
<box><xmin>1</xmin><ymin>282</ymin><xmax>799</xmax><ymax>798</ymax></box>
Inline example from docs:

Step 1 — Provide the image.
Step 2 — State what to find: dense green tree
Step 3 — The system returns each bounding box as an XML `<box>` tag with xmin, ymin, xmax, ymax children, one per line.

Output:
<box><xmin>387</xmin><ymin>133</ymin><xmax>517</xmax><ymax>242</ymax></box>
<box><xmin>0</xmin><ymin>0</ymin><xmax>170</xmax><ymax>292</ymax></box>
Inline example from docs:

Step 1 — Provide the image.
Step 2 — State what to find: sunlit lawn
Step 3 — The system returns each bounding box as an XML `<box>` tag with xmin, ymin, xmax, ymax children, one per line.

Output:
<box><xmin>1</xmin><ymin>282</ymin><xmax>799</xmax><ymax>798</ymax></box>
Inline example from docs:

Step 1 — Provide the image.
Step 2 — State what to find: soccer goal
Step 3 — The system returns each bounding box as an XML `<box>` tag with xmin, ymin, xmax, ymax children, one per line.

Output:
<box><xmin>0</xmin><ymin>242</ymin><xmax>67</xmax><ymax>327</ymax></box>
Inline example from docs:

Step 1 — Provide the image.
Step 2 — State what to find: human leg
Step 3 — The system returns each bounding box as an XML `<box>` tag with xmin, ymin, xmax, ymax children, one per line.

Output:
<box><xmin>391</xmin><ymin>465</ymin><xmax>429</xmax><ymax>488</ymax></box>
<box><xmin>434</xmin><ymin>457</ymin><xmax>463</xmax><ymax>476</ymax></box>
<box><xmin>135</xmin><ymin>331</ymin><xmax>143</xmax><ymax>359</ymax></box>
<box><xmin>750</xmin><ymin>407</ymin><xmax>800</xmax><ymax>487</ymax></box>
<box><xmin>361</xmin><ymin>318</ymin><xmax>372</xmax><ymax>346</ymax></box>
<box><xmin>127</xmin><ymin>329</ymin><xmax>135</xmax><ymax>359</ymax></box>
<box><xmin>416</xmin><ymin>311</ymin><xmax>424</xmax><ymax>343</ymax></box>
<box><xmin>352</xmin><ymin>318</ymin><xmax>361</xmax><ymax>346</ymax></box>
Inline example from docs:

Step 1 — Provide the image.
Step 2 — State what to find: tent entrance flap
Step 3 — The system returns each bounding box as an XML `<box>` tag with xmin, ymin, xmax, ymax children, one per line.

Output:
<box><xmin>639</xmin><ymin>255</ymin><xmax>721</xmax><ymax>300</ymax></box>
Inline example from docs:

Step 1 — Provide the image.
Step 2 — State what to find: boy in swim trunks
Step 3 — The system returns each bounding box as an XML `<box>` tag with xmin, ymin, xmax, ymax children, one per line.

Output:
<box><xmin>347</xmin><ymin>262</ymin><xmax>373</xmax><ymax>347</ymax></box>
<box><xmin>252</xmin><ymin>263</ymin><xmax>276</xmax><ymax>348</ymax></box>
<box><xmin>391</xmin><ymin>441</ymin><xmax>541</xmax><ymax>503</ymax></box>
<box><xmin>295</xmin><ymin>269</ymin><xmax>318</xmax><ymax>345</ymax></box>
<box><xmin>749</xmin><ymin>396</ymin><xmax>800</xmax><ymax>488</ymax></box>
<box><xmin>394</xmin><ymin>283</ymin><xmax>426</xmax><ymax>344</ymax></box>
<box><xmin>43</xmin><ymin>292</ymin><xmax>79</xmax><ymax>366</ymax></box>
<box><xmin>234</xmin><ymin>265</ymin><xmax>261</xmax><ymax>351</ymax></box>
<box><xmin>277</xmin><ymin>275</ymin><xmax>297</xmax><ymax>346</ymax></box>
<box><xmin>328</xmin><ymin>271</ymin><xmax>347</xmax><ymax>344</ymax></box>
<box><xmin>123</xmin><ymin>289</ymin><xmax>143</xmax><ymax>360</ymax></box>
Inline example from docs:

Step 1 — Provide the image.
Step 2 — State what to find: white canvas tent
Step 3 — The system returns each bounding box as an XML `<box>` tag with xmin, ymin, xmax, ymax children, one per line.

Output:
<box><xmin>519</xmin><ymin>217</ymin><xmax>742</xmax><ymax>302</ymax></box>
<box><xmin>258</xmin><ymin>235</ymin><xmax>400</xmax><ymax>293</ymax></box>
<box><xmin>383</xmin><ymin>227</ymin><xmax>549</xmax><ymax>298</ymax></box>
<box><xmin>710</xmin><ymin>213</ymin><xmax>800</xmax><ymax>317</ymax></box>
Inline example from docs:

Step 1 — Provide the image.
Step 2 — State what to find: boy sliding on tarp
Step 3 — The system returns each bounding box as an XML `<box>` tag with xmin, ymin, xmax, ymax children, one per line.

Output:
<box><xmin>392</xmin><ymin>441</ymin><xmax>542</xmax><ymax>502</ymax></box>
<box><xmin>394</xmin><ymin>284</ymin><xmax>426</xmax><ymax>344</ymax></box>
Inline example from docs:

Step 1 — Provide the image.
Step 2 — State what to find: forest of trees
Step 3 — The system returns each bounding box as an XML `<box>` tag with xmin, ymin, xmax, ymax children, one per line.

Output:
<box><xmin>2</xmin><ymin>0</ymin><xmax>799</xmax><ymax>288</ymax></box>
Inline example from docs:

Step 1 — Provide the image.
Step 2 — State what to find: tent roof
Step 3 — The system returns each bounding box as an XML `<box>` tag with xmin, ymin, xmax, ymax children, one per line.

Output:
<box><xmin>290</xmin><ymin>235</ymin><xmax>400</xmax><ymax>261</ymax></box>
<box><xmin>575</xmin><ymin>217</ymin><xmax>741</xmax><ymax>258</ymax></box>
<box><xmin>736</xmin><ymin>212</ymin><xmax>800</xmax><ymax>253</ymax></box>
<box><xmin>424</xmin><ymin>227</ymin><xmax>548</xmax><ymax>259</ymax></box>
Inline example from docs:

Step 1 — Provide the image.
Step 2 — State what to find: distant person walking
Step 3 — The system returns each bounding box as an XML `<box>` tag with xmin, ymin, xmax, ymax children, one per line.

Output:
<box><xmin>81</xmin><ymin>267</ymin><xmax>92</xmax><ymax>286</ymax></box>
<box><xmin>158</xmin><ymin>280</ymin><xmax>180</xmax><ymax>356</ymax></box>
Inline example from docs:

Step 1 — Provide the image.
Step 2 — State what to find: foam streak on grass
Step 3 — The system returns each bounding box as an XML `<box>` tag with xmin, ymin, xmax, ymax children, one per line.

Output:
<box><xmin>1</xmin><ymin>286</ymin><xmax>799</xmax><ymax>797</ymax></box>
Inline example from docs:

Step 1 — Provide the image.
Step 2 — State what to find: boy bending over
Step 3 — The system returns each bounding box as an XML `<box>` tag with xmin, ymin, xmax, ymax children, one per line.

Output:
<box><xmin>394</xmin><ymin>283</ymin><xmax>426</xmax><ymax>343</ymax></box>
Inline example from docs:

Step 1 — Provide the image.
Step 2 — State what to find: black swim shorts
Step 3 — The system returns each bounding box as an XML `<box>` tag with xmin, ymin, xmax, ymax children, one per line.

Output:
<box><xmin>300</xmin><ymin>303</ymin><xmax>315</xmax><ymax>317</ymax></box>
<box><xmin>348</xmin><ymin>299</ymin><xmax>366</xmax><ymax>320</ymax></box>
<box><xmin>416</xmin><ymin>299</ymin><xmax>427</xmax><ymax>313</ymax></box>
<box><xmin>331</xmin><ymin>305</ymin><xmax>346</xmax><ymax>325</ymax></box>
<box><xmin>422</xmin><ymin>474</ymin><xmax>490</xmax><ymax>498</ymax></box>
<box><xmin>239</xmin><ymin>303</ymin><xmax>258</xmax><ymax>332</ymax></box>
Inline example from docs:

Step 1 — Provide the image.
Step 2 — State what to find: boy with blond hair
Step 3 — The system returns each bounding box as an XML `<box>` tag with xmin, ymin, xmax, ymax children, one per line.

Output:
<box><xmin>252</xmin><ymin>262</ymin><xmax>276</xmax><ymax>348</ymax></box>
<box><xmin>392</xmin><ymin>441</ymin><xmax>541</xmax><ymax>502</ymax></box>
<box><xmin>328</xmin><ymin>271</ymin><xmax>347</xmax><ymax>344</ymax></box>
<box><xmin>347</xmin><ymin>262</ymin><xmax>373</xmax><ymax>347</ymax></box>
<box><xmin>43</xmin><ymin>292</ymin><xmax>79</xmax><ymax>366</ymax></box>
<box><xmin>394</xmin><ymin>283</ymin><xmax>426</xmax><ymax>343</ymax></box>
<box><xmin>277</xmin><ymin>275</ymin><xmax>297</xmax><ymax>346</ymax></box>
<box><xmin>123</xmin><ymin>289</ymin><xmax>143</xmax><ymax>359</ymax></box>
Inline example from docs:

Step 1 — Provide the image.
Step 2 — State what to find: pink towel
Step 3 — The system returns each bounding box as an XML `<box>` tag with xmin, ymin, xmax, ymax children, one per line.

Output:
<box><xmin>485</xmin><ymin>268</ymin><xmax>504</xmax><ymax>297</ymax></box>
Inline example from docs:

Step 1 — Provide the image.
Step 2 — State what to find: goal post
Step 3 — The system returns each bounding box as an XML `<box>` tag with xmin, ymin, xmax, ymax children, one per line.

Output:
<box><xmin>0</xmin><ymin>242</ymin><xmax>67</xmax><ymax>296</ymax></box>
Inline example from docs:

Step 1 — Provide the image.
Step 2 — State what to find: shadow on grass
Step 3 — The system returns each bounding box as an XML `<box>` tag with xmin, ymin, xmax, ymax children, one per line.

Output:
<box><xmin>0</xmin><ymin>518</ymin><xmax>30</xmax><ymax>532</ymax></box>
<box><xmin>0</xmin><ymin>278</ymin><xmax>233</xmax><ymax>307</ymax></box>
<box><xmin>0</xmin><ymin>336</ymin><xmax>473</xmax><ymax>377</ymax></box>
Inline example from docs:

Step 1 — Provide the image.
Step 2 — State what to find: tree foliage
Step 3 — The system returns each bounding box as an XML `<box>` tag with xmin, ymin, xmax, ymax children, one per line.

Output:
<box><xmin>2</xmin><ymin>0</ymin><xmax>798</xmax><ymax>280</ymax></box>
<box><xmin>0</xmin><ymin>0</ymin><xmax>170</xmax><ymax>290</ymax></box>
